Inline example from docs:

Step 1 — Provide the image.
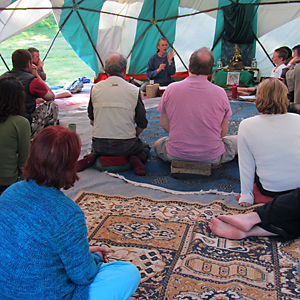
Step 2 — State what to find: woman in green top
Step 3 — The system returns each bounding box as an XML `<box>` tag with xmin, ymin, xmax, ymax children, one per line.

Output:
<box><xmin>0</xmin><ymin>76</ymin><xmax>31</xmax><ymax>193</ymax></box>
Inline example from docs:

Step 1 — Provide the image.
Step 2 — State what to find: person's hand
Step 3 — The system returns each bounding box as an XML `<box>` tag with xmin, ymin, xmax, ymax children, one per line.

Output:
<box><xmin>36</xmin><ymin>98</ymin><xmax>45</xmax><ymax>105</ymax></box>
<box><xmin>288</xmin><ymin>56</ymin><xmax>300</xmax><ymax>65</ymax></box>
<box><xmin>237</xmin><ymin>87</ymin><xmax>252</xmax><ymax>96</ymax></box>
<box><xmin>293</xmin><ymin>56</ymin><xmax>300</xmax><ymax>64</ymax></box>
<box><xmin>38</xmin><ymin>60</ymin><xmax>44</xmax><ymax>68</ymax></box>
<box><xmin>157</xmin><ymin>63</ymin><xmax>166</xmax><ymax>73</ymax></box>
<box><xmin>90</xmin><ymin>120</ymin><xmax>94</xmax><ymax>126</ymax></box>
<box><xmin>238</xmin><ymin>91</ymin><xmax>251</xmax><ymax>96</ymax></box>
<box><xmin>167</xmin><ymin>49</ymin><xmax>174</xmax><ymax>64</ymax></box>
<box><xmin>239</xmin><ymin>202</ymin><xmax>252</xmax><ymax>207</ymax></box>
<box><xmin>31</xmin><ymin>64</ymin><xmax>38</xmax><ymax>77</ymax></box>
<box><xmin>89</xmin><ymin>246</ymin><xmax>109</xmax><ymax>263</ymax></box>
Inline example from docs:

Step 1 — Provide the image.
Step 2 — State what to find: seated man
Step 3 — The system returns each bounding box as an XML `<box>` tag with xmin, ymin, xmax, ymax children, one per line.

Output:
<box><xmin>154</xmin><ymin>47</ymin><xmax>237</xmax><ymax>166</ymax></box>
<box><xmin>28</xmin><ymin>47</ymin><xmax>47</xmax><ymax>81</ymax></box>
<box><xmin>0</xmin><ymin>49</ymin><xmax>57</xmax><ymax>137</ymax></box>
<box><xmin>141</xmin><ymin>38</ymin><xmax>176</xmax><ymax>92</ymax></box>
<box><xmin>284</xmin><ymin>44</ymin><xmax>300</xmax><ymax>103</ymax></box>
<box><xmin>87</xmin><ymin>52</ymin><xmax>150</xmax><ymax>175</ymax></box>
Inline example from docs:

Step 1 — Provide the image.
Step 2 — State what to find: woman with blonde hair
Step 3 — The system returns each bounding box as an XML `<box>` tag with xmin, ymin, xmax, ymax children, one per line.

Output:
<box><xmin>237</xmin><ymin>77</ymin><xmax>300</xmax><ymax>207</ymax></box>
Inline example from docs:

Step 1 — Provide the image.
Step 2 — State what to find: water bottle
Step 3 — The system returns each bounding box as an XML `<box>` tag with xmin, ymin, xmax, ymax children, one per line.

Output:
<box><xmin>217</xmin><ymin>58</ymin><xmax>223</xmax><ymax>69</ymax></box>
<box><xmin>232</xmin><ymin>83</ymin><xmax>237</xmax><ymax>99</ymax></box>
<box><xmin>251</xmin><ymin>58</ymin><xmax>257</xmax><ymax>68</ymax></box>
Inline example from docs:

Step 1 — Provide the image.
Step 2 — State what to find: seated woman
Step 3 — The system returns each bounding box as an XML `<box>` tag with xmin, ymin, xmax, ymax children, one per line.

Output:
<box><xmin>0</xmin><ymin>76</ymin><xmax>31</xmax><ymax>193</ymax></box>
<box><xmin>0</xmin><ymin>126</ymin><xmax>140</xmax><ymax>299</ymax></box>
<box><xmin>238</xmin><ymin>77</ymin><xmax>300</xmax><ymax>207</ymax></box>
<box><xmin>209</xmin><ymin>187</ymin><xmax>300</xmax><ymax>242</ymax></box>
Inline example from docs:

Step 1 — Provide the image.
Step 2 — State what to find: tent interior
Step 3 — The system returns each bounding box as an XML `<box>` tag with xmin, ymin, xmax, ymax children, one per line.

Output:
<box><xmin>1</xmin><ymin>0</ymin><xmax>300</xmax><ymax>80</ymax></box>
<box><xmin>1</xmin><ymin>2</ymin><xmax>300</xmax><ymax>297</ymax></box>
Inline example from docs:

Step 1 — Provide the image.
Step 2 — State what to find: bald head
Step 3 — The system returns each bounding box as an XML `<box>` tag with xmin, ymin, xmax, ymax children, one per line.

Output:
<box><xmin>189</xmin><ymin>47</ymin><xmax>214</xmax><ymax>76</ymax></box>
<box><xmin>104</xmin><ymin>53</ymin><xmax>127</xmax><ymax>77</ymax></box>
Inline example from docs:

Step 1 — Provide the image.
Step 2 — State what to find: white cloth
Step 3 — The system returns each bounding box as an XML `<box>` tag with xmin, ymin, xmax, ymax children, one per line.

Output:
<box><xmin>270</xmin><ymin>63</ymin><xmax>286</xmax><ymax>78</ymax></box>
<box><xmin>238</xmin><ymin>113</ymin><xmax>300</xmax><ymax>205</ymax></box>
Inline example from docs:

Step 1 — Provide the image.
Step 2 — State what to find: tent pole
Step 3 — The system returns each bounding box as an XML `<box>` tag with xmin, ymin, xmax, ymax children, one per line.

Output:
<box><xmin>43</xmin><ymin>29</ymin><xmax>61</xmax><ymax>62</ymax></box>
<box><xmin>211</xmin><ymin>28</ymin><xmax>225</xmax><ymax>52</ymax></box>
<box><xmin>127</xmin><ymin>23</ymin><xmax>153</xmax><ymax>59</ymax></box>
<box><xmin>75</xmin><ymin>9</ymin><xmax>106</xmax><ymax>74</ymax></box>
<box><xmin>0</xmin><ymin>53</ymin><xmax>10</xmax><ymax>71</ymax></box>
<box><xmin>42</xmin><ymin>9</ymin><xmax>74</xmax><ymax>62</ymax></box>
<box><xmin>252</xmin><ymin>31</ymin><xmax>275</xmax><ymax>66</ymax></box>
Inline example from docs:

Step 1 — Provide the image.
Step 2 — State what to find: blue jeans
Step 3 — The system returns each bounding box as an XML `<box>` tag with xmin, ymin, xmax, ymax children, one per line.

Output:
<box><xmin>89</xmin><ymin>261</ymin><xmax>141</xmax><ymax>300</ymax></box>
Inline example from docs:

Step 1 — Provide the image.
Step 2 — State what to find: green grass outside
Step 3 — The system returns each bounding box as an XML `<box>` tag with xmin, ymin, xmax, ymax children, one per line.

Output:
<box><xmin>0</xmin><ymin>14</ymin><xmax>95</xmax><ymax>87</ymax></box>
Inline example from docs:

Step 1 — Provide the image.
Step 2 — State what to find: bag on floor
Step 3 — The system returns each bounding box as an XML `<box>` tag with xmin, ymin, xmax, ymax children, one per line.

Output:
<box><xmin>64</xmin><ymin>79</ymin><xmax>84</xmax><ymax>93</ymax></box>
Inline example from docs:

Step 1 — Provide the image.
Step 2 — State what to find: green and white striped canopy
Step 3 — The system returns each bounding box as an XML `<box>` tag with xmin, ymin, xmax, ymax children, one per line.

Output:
<box><xmin>1</xmin><ymin>0</ymin><xmax>300</xmax><ymax>77</ymax></box>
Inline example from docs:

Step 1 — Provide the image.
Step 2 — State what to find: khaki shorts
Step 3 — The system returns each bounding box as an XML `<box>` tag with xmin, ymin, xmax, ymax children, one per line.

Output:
<box><xmin>156</xmin><ymin>136</ymin><xmax>237</xmax><ymax>166</ymax></box>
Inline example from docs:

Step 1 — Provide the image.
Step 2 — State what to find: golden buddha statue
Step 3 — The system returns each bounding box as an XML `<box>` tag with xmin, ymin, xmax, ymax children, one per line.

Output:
<box><xmin>229</xmin><ymin>44</ymin><xmax>244</xmax><ymax>70</ymax></box>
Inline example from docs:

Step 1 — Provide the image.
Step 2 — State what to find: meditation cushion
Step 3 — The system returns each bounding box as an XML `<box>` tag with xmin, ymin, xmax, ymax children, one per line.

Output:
<box><xmin>252</xmin><ymin>183</ymin><xmax>273</xmax><ymax>204</ymax></box>
<box><xmin>94</xmin><ymin>156</ymin><xmax>131</xmax><ymax>172</ymax></box>
<box><xmin>236</xmin><ymin>183</ymin><xmax>273</xmax><ymax>204</ymax></box>
<box><xmin>100</xmin><ymin>156</ymin><xmax>129</xmax><ymax>167</ymax></box>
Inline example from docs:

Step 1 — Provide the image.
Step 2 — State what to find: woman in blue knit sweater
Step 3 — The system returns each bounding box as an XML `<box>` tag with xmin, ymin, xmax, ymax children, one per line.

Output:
<box><xmin>0</xmin><ymin>126</ymin><xmax>140</xmax><ymax>299</ymax></box>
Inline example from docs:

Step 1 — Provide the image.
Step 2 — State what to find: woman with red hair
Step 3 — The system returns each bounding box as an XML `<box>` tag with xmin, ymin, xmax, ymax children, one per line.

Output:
<box><xmin>0</xmin><ymin>126</ymin><xmax>140</xmax><ymax>299</ymax></box>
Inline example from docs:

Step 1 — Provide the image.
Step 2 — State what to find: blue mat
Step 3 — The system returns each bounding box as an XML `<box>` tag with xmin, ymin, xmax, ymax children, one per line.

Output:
<box><xmin>110</xmin><ymin>101</ymin><xmax>258</xmax><ymax>194</ymax></box>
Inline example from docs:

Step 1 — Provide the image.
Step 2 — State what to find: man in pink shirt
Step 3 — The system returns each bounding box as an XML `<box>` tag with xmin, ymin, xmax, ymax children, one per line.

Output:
<box><xmin>154</xmin><ymin>47</ymin><xmax>237</xmax><ymax>166</ymax></box>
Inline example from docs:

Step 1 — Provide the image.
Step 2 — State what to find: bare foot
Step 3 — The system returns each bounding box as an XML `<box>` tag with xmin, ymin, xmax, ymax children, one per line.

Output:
<box><xmin>209</xmin><ymin>218</ymin><xmax>247</xmax><ymax>240</ymax></box>
<box><xmin>217</xmin><ymin>212</ymin><xmax>261</xmax><ymax>232</ymax></box>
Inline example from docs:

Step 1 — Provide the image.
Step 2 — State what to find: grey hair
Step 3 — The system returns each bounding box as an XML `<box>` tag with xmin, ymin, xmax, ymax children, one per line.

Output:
<box><xmin>104</xmin><ymin>53</ymin><xmax>127</xmax><ymax>76</ymax></box>
<box><xmin>156</xmin><ymin>37</ymin><xmax>167</xmax><ymax>52</ymax></box>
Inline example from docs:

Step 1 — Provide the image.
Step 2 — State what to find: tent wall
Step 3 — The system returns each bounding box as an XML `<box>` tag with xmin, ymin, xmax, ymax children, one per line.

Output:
<box><xmin>0</xmin><ymin>0</ymin><xmax>51</xmax><ymax>43</ymax></box>
<box><xmin>1</xmin><ymin>0</ymin><xmax>300</xmax><ymax>78</ymax></box>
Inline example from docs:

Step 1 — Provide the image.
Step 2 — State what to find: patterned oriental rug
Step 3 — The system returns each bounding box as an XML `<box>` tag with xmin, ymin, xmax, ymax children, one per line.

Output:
<box><xmin>108</xmin><ymin>101</ymin><xmax>258</xmax><ymax>195</ymax></box>
<box><xmin>75</xmin><ymin>191</ymin><xmax>300</xmax><ymax>300</ymax></box>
